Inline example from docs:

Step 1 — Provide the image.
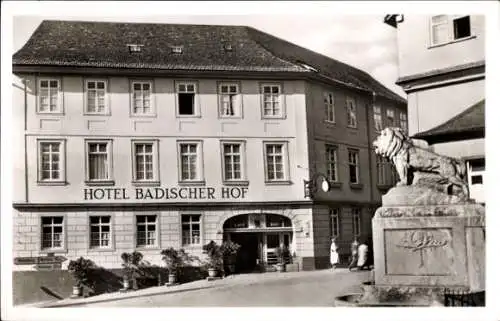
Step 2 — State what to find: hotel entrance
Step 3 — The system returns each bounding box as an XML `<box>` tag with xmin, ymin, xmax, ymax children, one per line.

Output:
<box><xmin>223</xmin><ymin>213</ymin><xmax>293</xmax><ymax>273</ymax></box>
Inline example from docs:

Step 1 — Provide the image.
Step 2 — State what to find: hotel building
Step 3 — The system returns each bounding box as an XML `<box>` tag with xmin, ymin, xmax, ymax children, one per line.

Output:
<box><xmin>12</xmin><ymin>20</ymin><xmax>406</xmax><ymax>276</ymax></box>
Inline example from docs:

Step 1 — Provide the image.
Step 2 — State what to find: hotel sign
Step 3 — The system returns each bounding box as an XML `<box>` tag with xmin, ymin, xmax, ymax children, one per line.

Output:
<box><xmin>84</xmin><ymin>186</ymin><xmax>249</xmax><ymax>201</ymax></box>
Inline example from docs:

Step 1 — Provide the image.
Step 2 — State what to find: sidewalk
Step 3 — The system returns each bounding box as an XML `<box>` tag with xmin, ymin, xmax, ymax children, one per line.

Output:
<box><xmin>34</xmin><ymin>268</ymin><xmax>358</xmax><ymax>308</ymax></box>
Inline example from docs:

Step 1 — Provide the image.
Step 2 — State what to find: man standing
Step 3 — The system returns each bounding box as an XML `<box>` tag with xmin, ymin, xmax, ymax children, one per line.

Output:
<box><xmin>348</xmin><ymin>239</ymin><xmax>359</xmax><ymax>271</ymax></box>
<box><xmin>357</xmin><ymin>239</ymin><xmax>370</xmax><ymax>270</ymax></box>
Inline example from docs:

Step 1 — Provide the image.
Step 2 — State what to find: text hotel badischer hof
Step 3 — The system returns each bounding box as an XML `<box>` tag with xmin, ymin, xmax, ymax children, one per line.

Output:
<box><xmin>12</xmin><ymin>71</ymin><xmax>405</xmax><ymax>272</ymax></box>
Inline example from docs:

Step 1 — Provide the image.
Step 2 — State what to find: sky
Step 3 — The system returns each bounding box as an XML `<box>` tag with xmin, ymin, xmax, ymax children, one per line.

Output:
<box><xmin>12</xmin><ymin>14</ymin><xmax>405</xmax><ymax>97</ymax></box>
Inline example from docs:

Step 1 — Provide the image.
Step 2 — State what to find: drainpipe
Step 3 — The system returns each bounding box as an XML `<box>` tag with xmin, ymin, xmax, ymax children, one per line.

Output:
<box><xmin>23</xmin><ymin>78</ymin><xmax>29</xmax><ymax>203</ymax></box>
<box><xmin>366</xmin><ymin>92</ymin><xmax>376</xmax><ymax>208</ymax></box>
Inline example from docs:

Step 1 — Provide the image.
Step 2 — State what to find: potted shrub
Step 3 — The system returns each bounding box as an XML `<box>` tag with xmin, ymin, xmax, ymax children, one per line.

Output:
<box><xmin>161</xmin><ymin>247</ymin><xmax>185</xmax><ymax>285</ymax></box>
<box><xmin>275</xmin><ymin>246</ymin><xmax>289</xmax><ymax>273</ymax></box>
<box><xmin>121</xmin><ymin>251</ymin><xmax>143</xmax><ymax>291</ymax></box>
<box><xmin>67</xmin><ymin>257</ymin><xmax>94</xmax><ymax>298</ymax></box>
<box><xmin>203</xmin><ymin>240</ymin><xmax>223</xmax><ymax>278</ymax></box>
<box><xmin>221</xmin><ymin>240</ymin><xmax>241</xmax><ymax>275</ymax></box>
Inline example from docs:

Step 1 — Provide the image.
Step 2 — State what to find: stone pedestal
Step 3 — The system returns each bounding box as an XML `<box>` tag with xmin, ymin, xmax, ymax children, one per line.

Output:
<box><xmin>373</xmin><ymin>186</ymin><xmax>485</xmax><ymax>292</ymax></box>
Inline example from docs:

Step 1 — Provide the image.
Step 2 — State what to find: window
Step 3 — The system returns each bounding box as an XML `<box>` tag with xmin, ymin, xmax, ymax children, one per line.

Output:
<box><xmin>376</xmin><ymin>155</ymin><xmax>397</xmax><ymax>186</ymax></box>
<box><xmin>86</xmin><ymin>140</ymin><xmax>113</xmax><ymax>182</ymax></box>
<box><xmin>373</xmin><ymin>105</ymin><xmax>383</xmax><ymax>132</ymax></box>
<box><xmin>325</xmin><ymin>145</ymin><xmax>338</xmax><ymax>182</ymax></box>
<box><xmin>178</xmin><ymin>142</ymin><xmax>203</xmax><ymax>182</ymax></box>
<box><xmin>430</xmin><ymin>15</ymin><xmax>472</xmax><ymax>46</ymax></box>
<box><xmin>219</xmin><ymin>83</ymin><xmax>241</xmax><ymax>117</ymax></box>
<box><xmin>131</xmin><ymin>81</ymin><xmax>153</xmax><ymax>115</ymax></box>
<box><xmin>330</xmin><ymin>208</ymin><xmax>340</xmax><ymax>238</ymax></box>
<box><xmin>86</xmin><ymin>80</ymin><xmax>107</xmax><ymax>114</ymax></box>
<box><xmin>399</xmin><ymin>113</ymin><xmax>408</xmax><ymax>133</ymax></box>
<box><xmin>41</xmin><ymin>216</ymin><xmax>64</xmax><ymax>250</ymax></box>
<box><xmin>38</xmin><ymin>79</ymin><xmax>60</xmax><ymax>113</ymax></box>
<box><xmin>348</xmin><ymin>149</ymin><xmax>360</xmax><ymax>184</ymax></box>
<box><xmin>222</xmin><ymin>142</ymin><xmax>245</xmax><ymax>181</ymax></box>
<box><xmin>430</xmin><ymin>15</ymin><xmax>449</xmax><ymax>45</ymax></box>
<box><xmin>352</xmin><ymin>208</ymin><xmax>361</xmax><ymax>238</ymax></box>
<box><xmin>346</xmin><ymin>97</ymin><xmax>357</xmax><ymax>128</ymax></box>
<box><xmin>136</xmin><ymin>215</ymin><xmax>157</xmax><ymax>247</ymax></box>
<box><xmin>261</xmin><ymin>84</ymin><xmax>282</xmax><ymax>118</ymax></box>
<box><xmin>182</xmin><ymin>214</ymin><xmax>201</xmax><ymax>246</ymax></box>
<box><xmin>132</xmin><ymin>141</ymin><xmax>158</xmax><ymax>183</ymax></box>
<box><xmin>468</xmin><ymin>158</ymin><xmax>485</xmax><ymax>186</ymax></box>
<box><xmin>324</xmin><ymin>92</ymin><xmax>335</xmax><ymax>122</ymax></box>
<box><xmin>386</xmin><ymin>109</ymin><xmax>395</xmax><ymax>127</ymax></box>
<box><xmin>264</xmin><ymin>143</ymin><xmax>288</xmax><ymax>182</ymax></box>
<box><xmin>90</xmin><ymin>216</ymin><xmax>111</xmax><ymax>249</ymax></box>
<box><xmin>453</xmin><ymin>16</ymin><xmax>471</xmax><ymax>40</ymax></box>
<box><xmin>38</xmin><ymin>140</ymin><xmax>65</xmax><ymax>183</ymax></box>
<box><xmin>177</xmin><ymin>82</ymin><xmax>197</xmax><ymax>116</ymax></box>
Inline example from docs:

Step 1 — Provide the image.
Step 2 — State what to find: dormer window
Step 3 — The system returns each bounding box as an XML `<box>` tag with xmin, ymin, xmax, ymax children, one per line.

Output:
<box><xmin>171</xmin><ymin>46</ymin><xmax>183</xmax><ymax>54</ymax></box>
<box><xmin>128</xmin><ymin>44</ymin><xmax>143</xmax><ymax>53</ymax></box>
<box><xmin>223</xmin><ymin>43</ymin><xmax>233</xmax><ymax>51</ymax></box>
<box><xmin>297</xmin><ymin>61</ymin><xmax>318</xmax><ymax>72</ymax></box>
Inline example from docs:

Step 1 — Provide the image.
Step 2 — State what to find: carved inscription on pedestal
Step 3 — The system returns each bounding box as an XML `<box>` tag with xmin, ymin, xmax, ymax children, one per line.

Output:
<box><xmin>385</xmin><ymin>228</ymin><xmax>453</xmax><ymax>276</ymax></box>
<box><xmin>396</xmin><ymin>230</ymin><xmax>448</xmax><ymax>268</ymax></box>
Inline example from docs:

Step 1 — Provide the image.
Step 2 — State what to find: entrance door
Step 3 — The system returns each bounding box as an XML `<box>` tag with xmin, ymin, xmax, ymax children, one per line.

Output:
<box><xmin>264</xmin><ymin>233</ymin><xmax>292</xmax><ymax>265</ymax></box>
<box><xmin>230</xmin><ymin>233</ymin><xmax>259</xmax><ymax>273</ymax></box>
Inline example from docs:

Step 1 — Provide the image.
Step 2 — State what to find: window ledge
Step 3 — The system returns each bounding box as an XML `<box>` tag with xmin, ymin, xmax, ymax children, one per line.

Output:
<box><xmin>132</xmin><ymin>181</ymin><xmax>161</xmax><ymax>187</ymax></box>
<box><xmin>37</xmin><ymin>181</ymin><xmax>68</xmax><ymax>186</ymax></box>
<box><xmin>176</xmin><ymin>114</ymin><xmax>201</xmax><ymax>118</ymax></box>
<box><xmin>223</xmin><ymin>180</ymin><xmax>249</xmax><ymax>187</ymax></box>
<box><xmin>178</xmin><ymin>180</ymin><xmax>206</xmax><ymax>186</ymax></box>
<box><xmin>329</xmin><ymin>181</ymin><xmax>342</xmax><ymax>189</ymax></box>
<box><xmin>347</xmin><ymin>125</ymin><xmax>358</xmax><ymax>130</ymax></box>
<box><xmin>130</xmin><ymin>114</ymin><xmax>157</xmax><ymax>118</ymax></box>
<box><xmin>324</xmin><ymin>120</ymin><xmax>336</xmax><ymax>126</ymax></box>
<box><xmin>40</xmin><ymin>249</ymin><xmax>68</xmax><ymax>254</ymax></box>
<box><xmin>265</xmin><ymin>180</ymin><xmax>293</xmax><ymax>186</ymax></box>
<box><xmin>85</xmin><ymin>180</ymin><xmax>116</xmax><ymax>187</ymax></box>
<box><xmin>350</xmin><ymin>183</ymin><xmax>364</xmax><ymax>190</ymax></box>
<box><xmin>88</xmin><ymin>248</ymin><xmax>115</xmax><ymax>253</ymax></box>
<box><xmin>36</xmin><ymin>112</ymin><xmax>64</xmax><ymax>116</ymax></box>
<box><xmin>84</xmin><ymin>112</ymin><xmax>111</xmax><ymax>116</ymax></box>
<box><xmin>262</xmin><ymin>116</ymin><xmax>286</xmax><ymax>120</ymax></box>
<box><xmin>135</xmin><ymin>246</ymin><xmax>161</xmax><ymax>251</ymax></box>
<box><xmin>428</xmin><ymin>35</ymin><xmax>477</xmax><ymax>49</ymax></box>
<box><xmin>219</xmin><ymin>115</ymin><xmax>243</xmax><ymax>120</ymax></box>
<box><xmin>377</xmin><ymin>184</ymin><xmax>394</xmax><ymax>190</ymax></box>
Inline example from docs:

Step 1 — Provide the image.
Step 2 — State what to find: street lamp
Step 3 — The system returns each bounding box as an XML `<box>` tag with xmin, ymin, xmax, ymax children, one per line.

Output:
<box><xmin>303</xmin><ymin>172</ymin><xmax>331</xmax><ymax>199</ymax></box>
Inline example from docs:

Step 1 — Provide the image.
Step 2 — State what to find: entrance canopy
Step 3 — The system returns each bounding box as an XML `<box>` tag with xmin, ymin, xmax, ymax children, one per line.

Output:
<box><xmin>223</xmin><ymin>213</ymin><xmax>292</xmax><ymax>233</ymax></box>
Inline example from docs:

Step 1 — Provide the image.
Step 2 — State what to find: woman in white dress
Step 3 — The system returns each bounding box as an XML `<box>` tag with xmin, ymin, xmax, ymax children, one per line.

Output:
<box><xmin>330</xmin><ymin>237</ymin><xmax>339</xmax><ymax>269</ymax></box>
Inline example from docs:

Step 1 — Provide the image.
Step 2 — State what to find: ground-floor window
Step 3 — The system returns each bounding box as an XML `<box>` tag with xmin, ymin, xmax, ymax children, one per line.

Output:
<box><xmin>182</xmin><ymin>214</ymin><xmax>201</xmax><ymax>245</ymax></box>
<box><xmin>90</xmin><ymin>216</ymin><xmax>111</xmax><ymax>249</ymax></box>
<box><xmin>41</xmin><ymin>216</ymin><xmax>64</xmax><ymax>250</ymax></box>
<box><xmin>330</xmin><ymin>208</ymin><xmax>340</xmax><ymax>238</ymax></box>
<box><xmin>136</xmin><ymin>215</ymin><xmax>157</xmax><ymax>247</ymax></box>
<box><xmin>352</xmin><ymin>208</ymin><xmax>361</xmax><ymax>238</ymax></box>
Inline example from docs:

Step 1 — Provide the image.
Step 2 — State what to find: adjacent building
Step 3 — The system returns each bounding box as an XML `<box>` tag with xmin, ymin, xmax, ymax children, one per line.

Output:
<box><xmin>384</xmin><ymin>14</ymin><xmax>485</xmax><ymax>204</ymax></box>
<box><xmin>12</xmin><ymin>20</ymin><xmax>406</xmax><ymax>276</ymax></box>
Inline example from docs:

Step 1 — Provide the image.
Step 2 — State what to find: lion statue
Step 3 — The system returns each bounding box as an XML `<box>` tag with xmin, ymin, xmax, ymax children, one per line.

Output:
<box><xmin>373</xmin><ymin>127</ymin><xmax>469</xmax><ymax>200</ymax></box>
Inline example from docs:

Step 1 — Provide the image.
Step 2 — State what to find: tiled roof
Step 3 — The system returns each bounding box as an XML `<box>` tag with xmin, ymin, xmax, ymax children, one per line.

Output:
<box><xmin>13</xmin><ymin>20</ymin><xmax>406</xmax><ymax>104</ymax></box>
<box><xmin>412</xmin><ymin>99</ymin><xmax>485</xmax><ymax>144</ymax></box>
